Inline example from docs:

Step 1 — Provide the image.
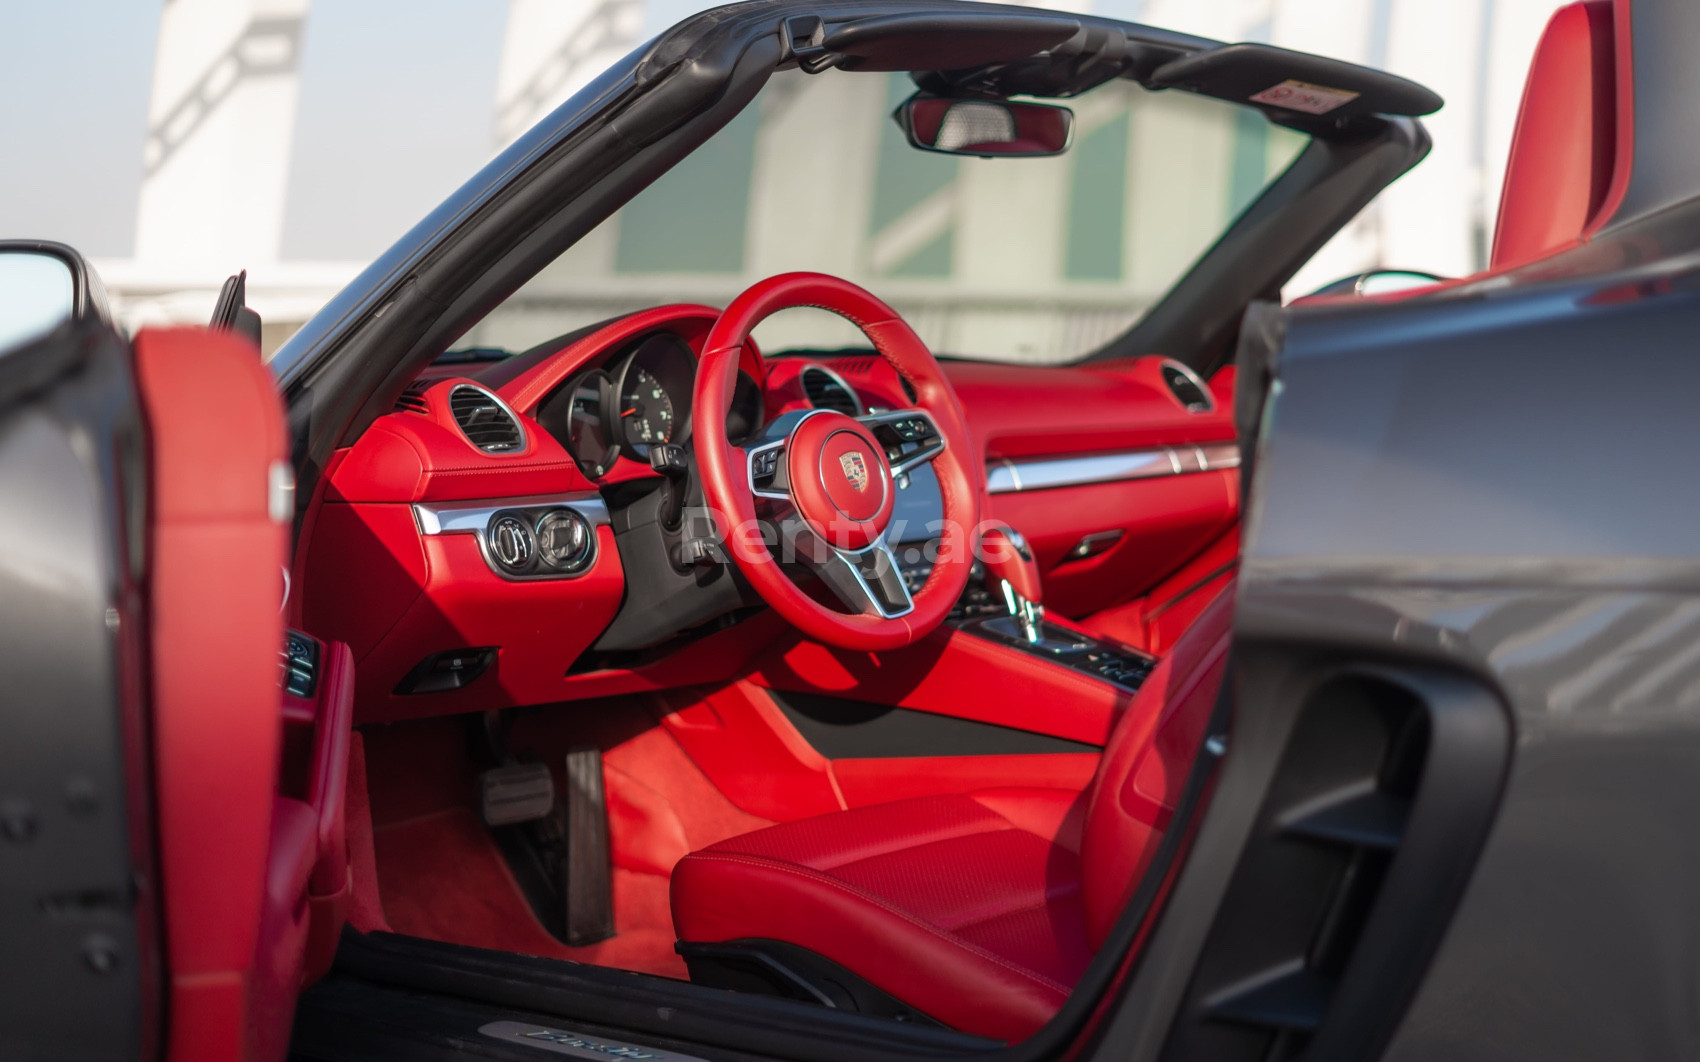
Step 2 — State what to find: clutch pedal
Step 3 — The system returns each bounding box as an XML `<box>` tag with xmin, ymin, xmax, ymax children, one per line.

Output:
<box><xmin>480</xmin><ymin>762</ymin><xmax>556</xmax><ymax>827</ymax></box>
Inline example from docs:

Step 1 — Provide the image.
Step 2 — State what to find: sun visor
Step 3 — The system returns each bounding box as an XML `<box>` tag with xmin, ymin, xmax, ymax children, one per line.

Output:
<box><xmin>1151</xmin><ymin>43</ymin><xmax>1443</xmax><ymax>124</ymax></box>
<box><xmin>800</xmin><ymin>13</ymin><xmax>1082</xmax><ymax>73</ymax></box>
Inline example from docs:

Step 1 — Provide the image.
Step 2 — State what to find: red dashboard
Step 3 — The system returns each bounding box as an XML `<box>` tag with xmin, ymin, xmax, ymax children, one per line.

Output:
<box><xmin>293</xmin><ymin>303</ymin><xmax>1238</xmax><ymax>723</ymax></box>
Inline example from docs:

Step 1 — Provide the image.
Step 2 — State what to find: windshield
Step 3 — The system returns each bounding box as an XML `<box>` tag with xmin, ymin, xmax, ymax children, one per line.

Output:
<box><xmin>454</xmin><ymin>68</ymin><xmax>1308</xmax><ymax>365</ymax></box>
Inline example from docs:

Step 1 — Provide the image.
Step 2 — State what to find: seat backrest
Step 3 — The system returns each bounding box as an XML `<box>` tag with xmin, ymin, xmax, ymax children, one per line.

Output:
<box><xmin>1490</xmin><ymin>0</ymin><xmax>1623</xmax><ymax>269</ymax></box>
<box><xmin>1078</xmin><ymin>584</ymin><xmax>1234</xmax><ymax>949</ymax></box>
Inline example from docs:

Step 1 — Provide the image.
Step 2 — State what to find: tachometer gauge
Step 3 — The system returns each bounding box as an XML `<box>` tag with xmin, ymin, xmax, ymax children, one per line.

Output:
<box><xmin>619</xmin><ymin>367</ymin><xmax>675</xmax><ymax>449</ymax></box>
<box><xmin>611</xmin><ymin>333</ymin><xmax>696</xmax><ymax>459</ymax></box>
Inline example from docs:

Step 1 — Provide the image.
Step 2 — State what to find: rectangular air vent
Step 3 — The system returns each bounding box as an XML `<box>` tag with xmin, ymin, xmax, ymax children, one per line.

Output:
<box><xmin>394</xmin><ymin>381</ymin><xmax>431</xmax><ymax>414</ymax></box>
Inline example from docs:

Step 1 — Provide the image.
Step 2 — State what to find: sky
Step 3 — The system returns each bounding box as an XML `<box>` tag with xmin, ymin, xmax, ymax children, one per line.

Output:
<box><xmin>279</xmin><ymin>0</ymin><xmax>509</xmax><ymax>260</ymax></box>
<box><xmin>0</xmin><ymin>1</ymin><xmax>512</xmax><ymax>259</ymax></box>
<box><xmin>0</xmin><ymin>4</ymin><xmax>161</xmax><ymax>256</ymax></box>
<box><xmin>0</xmin><ymin>0</ymin><xmax>800</xmax><ymax>260</ymax></box>
<box><xmin>0</xmin><ymin>0</ymin><xmax>1157</xmax><ymax>261</ymax></box>
<box><xmin>0</xmin><ymin>0</ymin><xmax>1558</xmax><ymax>282</ymax></box>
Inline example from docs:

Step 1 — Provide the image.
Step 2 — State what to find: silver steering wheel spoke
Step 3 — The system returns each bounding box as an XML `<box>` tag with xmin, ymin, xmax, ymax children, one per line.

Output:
<box><xmin>806</xmin><ymin>534</ymin><xmax>915</xmax><ymax>619</ymax></box>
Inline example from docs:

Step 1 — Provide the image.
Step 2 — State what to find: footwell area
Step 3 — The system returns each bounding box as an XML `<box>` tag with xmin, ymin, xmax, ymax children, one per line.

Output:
<box><xmin>361</xmin><ymin>696</ymin><xmax>773</xmax><ymax>980</ymax></box>
<box><xmin>375</xmin><ymin>809</ymin><xmax>686</xmax><ymax>976</ymax></box>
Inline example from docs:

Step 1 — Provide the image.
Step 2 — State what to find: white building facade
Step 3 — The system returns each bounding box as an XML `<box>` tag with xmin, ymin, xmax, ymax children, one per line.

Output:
<box><xmin>97</xmin><ymin>0</ymin><xmax>1568</xmax><ymax>358</ymax></box>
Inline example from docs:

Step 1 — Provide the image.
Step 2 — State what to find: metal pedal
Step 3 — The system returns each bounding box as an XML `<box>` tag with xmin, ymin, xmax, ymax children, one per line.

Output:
<box><xmin>560</xmin><ymin>747</ymin><xmax>615</xmax><ymax>945</ymax></box>
<box><xmin>480</xmin><ymin>763</ymin><xmax>556</xmax><ymax>827</ymax></box>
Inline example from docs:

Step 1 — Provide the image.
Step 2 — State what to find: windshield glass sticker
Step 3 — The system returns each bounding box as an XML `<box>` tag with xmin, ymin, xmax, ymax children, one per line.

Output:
<box><xmin>1250</xmin><ymin>80</ymin><xmax>1359</xmax><ymax>114</ymax></box>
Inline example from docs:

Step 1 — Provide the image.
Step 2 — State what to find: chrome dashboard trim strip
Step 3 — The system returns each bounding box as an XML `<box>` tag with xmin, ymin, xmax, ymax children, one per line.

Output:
<box><xmin>413</xmin><ymin>493</ymin><xmax>610</xmax><ymax>536</ymax></box>
<box><xmin>1200</xmin><ymin>442</ymin><xmax>1241</xmax><ymax>470</ymax></box>
<box><xmin>986</xmin><ymin>444</ymin><xmax>1240</xmax><ymax>494</ymax></box>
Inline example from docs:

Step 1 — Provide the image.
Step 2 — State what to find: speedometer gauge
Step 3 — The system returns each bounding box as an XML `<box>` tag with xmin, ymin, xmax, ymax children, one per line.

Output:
<box><xmin>619</xmin><ymin>367</ymin><xmax>675</xmax><ymax>448</ymax></box>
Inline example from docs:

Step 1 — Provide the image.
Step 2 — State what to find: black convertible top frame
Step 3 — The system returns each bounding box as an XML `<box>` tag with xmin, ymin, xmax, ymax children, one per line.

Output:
<box><xmin>270</xmin><ymin>0</ymin><xmax>1437</xmax><ymax>522</ymax></box>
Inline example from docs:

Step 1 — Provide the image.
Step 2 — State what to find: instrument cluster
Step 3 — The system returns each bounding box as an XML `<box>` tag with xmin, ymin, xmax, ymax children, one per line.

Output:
<box><xmin>536</xmin><ymin>330</ymin><xmax>763</xmax><ymax>479</ymax></box>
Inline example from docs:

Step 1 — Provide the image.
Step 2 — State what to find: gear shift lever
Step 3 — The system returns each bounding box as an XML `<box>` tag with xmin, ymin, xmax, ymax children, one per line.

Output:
<box><xmin>981</xmin><ymin>523</ymin><xmax>1044</xmax><ymax>644</ymax></box>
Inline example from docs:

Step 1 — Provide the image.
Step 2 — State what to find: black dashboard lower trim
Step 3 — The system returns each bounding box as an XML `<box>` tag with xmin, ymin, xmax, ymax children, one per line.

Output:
<box><xmin>764</xmin><ymin>688</ymin><xmax>1100</xmax><ymax>758</ymax></box>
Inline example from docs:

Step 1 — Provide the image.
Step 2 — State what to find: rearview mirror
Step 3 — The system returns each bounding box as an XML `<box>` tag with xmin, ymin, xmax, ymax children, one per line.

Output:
<box><xmin>0</xmin><ymin>248</ymin><xmax>76</xmax><ymax>355</ymax></box>
<box><xmin>897</xmin><ymin>96</ymin><xmax>1074</xmax><ymax>158</ymax></box>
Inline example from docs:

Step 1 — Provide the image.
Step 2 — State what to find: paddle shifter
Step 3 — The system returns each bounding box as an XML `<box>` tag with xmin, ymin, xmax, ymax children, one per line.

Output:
<box><xmin>981</xmin><ymin>522</ymin><xmax>1045</xmax><ymax>644</ymax></box>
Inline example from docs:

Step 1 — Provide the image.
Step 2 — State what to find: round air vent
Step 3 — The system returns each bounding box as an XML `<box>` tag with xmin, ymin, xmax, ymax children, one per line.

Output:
<box><xmin>449</xmin><ymin>384</ymin><xmax>525</xmax><ymax>453</ymax></box>
<box><xmin>1160</xmin><ymin>360</ymin><xmax>1214</xmax><ymax>414</ymax></box>
<box><xmin>801</xmin><ymin>365</ymin><xmax>862</xmax><ymax>416</ymax></box>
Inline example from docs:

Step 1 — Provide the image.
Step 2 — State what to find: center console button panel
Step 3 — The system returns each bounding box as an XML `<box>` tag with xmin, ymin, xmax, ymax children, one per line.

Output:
<box><xmin>957</xmin><ymin>615</ymin><xmax>1157</xmax><ymax>692</ymax></box>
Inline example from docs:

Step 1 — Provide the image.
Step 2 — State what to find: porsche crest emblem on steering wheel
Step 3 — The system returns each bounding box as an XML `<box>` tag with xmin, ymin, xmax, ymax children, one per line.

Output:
<box><xmin>840</xmin><ymin>451</ymin><xmax>870</xmax><ymax>492</ymax></box>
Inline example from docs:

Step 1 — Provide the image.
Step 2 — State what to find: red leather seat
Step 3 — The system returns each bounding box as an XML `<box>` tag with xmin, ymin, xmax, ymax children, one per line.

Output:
<box><xmin>1490</xmin><ymin>0</ymin><xmax>1624</xmax><ymax>270</ymax></box>
<box><xmin>1082</xmin><ymin>3</ymin><xmax>1624</xmax><ymax>660</ymax></box>
<box><xmin>671</xmin><ymin>587</ymin><xmax>1234</xmax><ymax>1040</ymax></box>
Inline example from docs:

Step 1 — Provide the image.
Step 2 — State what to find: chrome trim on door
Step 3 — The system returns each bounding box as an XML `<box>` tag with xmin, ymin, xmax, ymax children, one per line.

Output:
<box><xmin>986</xmin><ymin>444</ymin><xmax>1240</xmax><ymax>494</ymax></box>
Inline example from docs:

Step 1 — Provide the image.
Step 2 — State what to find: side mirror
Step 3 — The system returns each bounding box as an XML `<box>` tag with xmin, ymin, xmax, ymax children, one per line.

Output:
<box><xmin>896</xmin><ymin>95</ymin><xmax>1073</xmax><ymax>158</ymax></box>
<box><xmin>1307</xmin><ymin>269</ymin><xmax>1447</xmax><ymax>298</ymax></box>
<box><xmin>0</xmin><ymin>241</ymin><xmax>109</xmax><ymax>355</ymax></box>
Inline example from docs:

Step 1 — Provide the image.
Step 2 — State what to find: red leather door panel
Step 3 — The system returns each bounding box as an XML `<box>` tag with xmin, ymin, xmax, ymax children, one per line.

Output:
<box><xmin>989</xmin><ymin>470</ymin><xmax>1237</xmax><ymax>618</ymax></box>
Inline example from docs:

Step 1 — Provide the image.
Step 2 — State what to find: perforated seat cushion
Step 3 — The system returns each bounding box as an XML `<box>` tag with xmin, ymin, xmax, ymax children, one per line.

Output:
<box><xmin>669</xmin><ymin>788</ymin><xmax>1090</xmax><ymax>1041</ymax></box>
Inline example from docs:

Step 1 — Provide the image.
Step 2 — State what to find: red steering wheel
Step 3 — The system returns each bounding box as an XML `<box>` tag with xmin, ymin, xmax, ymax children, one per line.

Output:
<box><xmin>694</xmin><ymin>273</ymin><xmax>981</xmax><ymax>651</ymax></box>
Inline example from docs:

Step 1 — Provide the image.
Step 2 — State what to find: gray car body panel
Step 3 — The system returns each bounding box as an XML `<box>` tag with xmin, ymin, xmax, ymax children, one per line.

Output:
<box><xmin>1237</xmin><ymin>197</ymin><xmax>1700</xmax><ymax>1059</ymax></box>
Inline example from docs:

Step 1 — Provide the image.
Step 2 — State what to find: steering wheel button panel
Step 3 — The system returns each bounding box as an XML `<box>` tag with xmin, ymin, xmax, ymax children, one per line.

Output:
<box><xmin>747</xmin><ymin>440</ymin><xmax>790</xmax><ymax>499</ymax></box>
<box><xmin>862</xmin><ymin>410</ymin><xmax>945</xmax><ymax>475</ymax></box>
